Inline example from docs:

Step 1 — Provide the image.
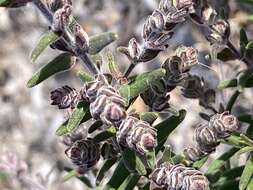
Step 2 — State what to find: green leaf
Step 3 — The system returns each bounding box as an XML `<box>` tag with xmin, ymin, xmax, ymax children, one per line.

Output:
<box><xmin>122</xmin><ymin>149</ymin><xmax>147</xmax><ymax>175</ymax></box>
<box><xmin>88</xmin><ymin>120</ymin><xmax>103</xmax><ymax>134</ymax></box>
<box><xmin>27</xmin><ymin>53</ymin><xmax>73</xmax><ymax>88</ymax></box>
<box><xmin>139</xmin><ymin>112</ymin><xmax>158</xmax><ymax>124</ymax></box>
<box><xmin>105</xmin><ymin>159</ymin><xmax>130</xmax><ymax>190</ymax></box>
<box><xmin>155</xmin><ymin>110</ymin><xmax>186</xmax><ymax>152</ymax></box>
<box><xmin>160</xmin><ymin>145</ymin><xmax>173</xmax><ymax>163</ymax></box>
<box><xmin>226</xmin><ymin>90</ymin><xmax>240</xmax><ymax>111</ymax></box>
<box><xmin>218</xmin><ymin>79</ymin><xmax>237</xmax><ymax>89</ymax></box>
<box><xmin>118</xmin><ymin>174</ymin><xmax>140</xmax><ymax>190</ymax></box>
<box><xmin>96</xmin><ymin>158</ymin><xmax>118</xmax><ymax>185</ymax></box>
<box><xmin>89</xmin><ymin>32</ymin><xmax>118</xmax><ymax>55</ymax></box>
<box><xmin>247</xmin><ymin>178</ymin><xmax>253</xmax><ymax>190</ymax></box>
<box><xmin>240</xmin><ymin>28</ymin><xmax>249</xmax><ymax>56</ymax></box>
<box><xmin>31</xmin><ymin>31</ymin><xmax>59</xmax><ymax>63</ymax></box>
<box><xmin>239</xmin><ymin>156</ymin><xmax>253</xmax><ymax>190</ymax></box>
<box><xmin>77</xmin><ymin>69</ymin><xmax>94</xmax><ymax>82</ymax></box>
<box><xmin>119</xmin><ymin>68</ymin><xmax>166</xmax><ymax>104</ymax></box>
<box><xmin>236</xmin><ymin>146</ymin><xmax>253</xmax><ymax>155</ymax></box>
<box><xmin>56</xmin><ymin>102</ymin><xmax>89</xmax><ymax>136</ymax></box>
<box><xmin>93</xmin><ymin>127</ymin><xmax>117</xmax><ymax>143</ymax></box>
<box><xmin>146</xmin><ymin>149</ymin><xmax>156</xmax><ymax>170</ymax></box>
<box><xmin>238</xmin><ymin>114</ymin><xmax>253</xmax><ymax>125</ymax></box>
<box><xmin>192</xmin><ymin>156</ymin><xmax>208</xmax><ymax>169</ymax></box>
<box><xmin>217</xmin><ymin>48</ymin><xmax>237</xmax><ymax>62</ymax></box>
<box><xmin>0</xmin><ymin>0</ymin><xmax>31</xmax><ymax>7</ymax></box>
<box><xmin>246</xmin><ymin>41</ymin><xmax>253</xmax><ymax>51</ymax></box>
<box><xmin>64</xmin><ymin>167</ymin><xmax>93</xmax><ymax>188</ymax></box>
<box><xmin>206</xmin><ymin>148</ymin><xmax>239</xmax><ymax>182</ymax></box>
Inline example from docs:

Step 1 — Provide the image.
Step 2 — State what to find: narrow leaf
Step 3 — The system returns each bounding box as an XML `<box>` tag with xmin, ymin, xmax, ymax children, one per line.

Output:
<box><xmin>155</xmin><ymin>110</ymin><xmax>186</xmax><ymax>152</ymax></box>
<box><xmin>77</xmin><ymin>70</ymin><xmax>94</xmax><ymax>82</ymax></box>
<box><xmin>96</xmin><ymin>158</ymin><xmax>118</xmax><ymax>185</ymax></box>
<box><xmin>106</xmin><ymin>159</ymin><xmax>130</xmax><ymax>189</ymax></box>
<box><xmin>122</xmin><ymin>149</ymin><xmax>147</xmax><ymax>175</ymax></box>
<box><xmin>239</xmin><ymin>156</ymin><xmax>253</xmax><ymax>190</ymax></box>
<box><xmin>119</xmin><ymin>68</ymin><xmax>166</xmax><ymax>103</ymax></box>
<box><xmin>118</xmin><ymin>174</ymin><xmax>140</xmax><ymax>190</ymax></box>
<box><xmin>31</xmin><ymin>31</ymin><xmax>59</xmax><ymax>62</ymax></box>
<box><xmin>218</xmin><ymin>79</ymin><xmax>237</xmax><ymax>89</ymax></box>
<box><xmin>27</xmin><ymin>53</ymin><xmax>73</xmax><ymax>88</ymax></box>
<box><xmin>56</xmin><ymin>102</ymin><xmax>89</xmax><ymax>136</ymax></box>
<box><xmin>139</xmin><ymin>112</ymin><xmax>158</xmax><ymax>124</ymax></box>
<box><xmin>93</xmin><ymin>127</ymin><xmax>117</xmax><ymax>143</ymax></box>
<box><xmin>89</xmin><ymin>32</ymin><xmax>118</xmax><ymax>55</ymax></box>
<box><xmin>206</xmin><ymin>147</ymin><xmax>238</xmax><ymax>181</ymax></box>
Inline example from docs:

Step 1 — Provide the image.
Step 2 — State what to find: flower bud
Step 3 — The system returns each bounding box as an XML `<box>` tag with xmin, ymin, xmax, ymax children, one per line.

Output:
<box><xmin>207</xmin><ymin>20</ymin><xmax>230</xmax><ymax>45</ymax></box>
<box><xmin>184</xmin><ymin>146</ymin><xmax>207</xmax><ymax>162</ymax></box>
<box><xmin>117</xmin><ymin>116</ymin><xmax>157</xmax><ymax>155</ymax></box>
<box><xmin>100</xmin><ymin>102</ymin><xmax>126</xmax><ymax>126</ymax></box>
<box><xmin>142</xmin><ymin>10</ymin><xmax>165</xmax><ymax>42</ymax></box>
<box><xmin>80</xmin><ymin>75</ymin><xmax>107</xmax><ymax>102</ymax></box>
<box><xmin>151</xmin><ymin>163</ymin><xmax>209</xmax><ymax>190</ymax></box>
<box><xmin>65</xmin><ymin>139</ymin><xmax>100</xmax><ymax>171</ymax></box>
<box><xmin>175</xmin><ymin>46</ymin><xmax>199</xmax><ymax>71</ymax></box>
<box><xmin>195</xmin><ymin>125</ymin><xmax>219</xmax><ymax>153</ymax></box>
<box><xmin>73</xmin><ymin>23</ymin><xmax>89</xmax><ymax>54</ymax></box>
<box><xmin>50</xmin><ymin>85</ymin><xmax>79</xmax><ymax>109</ymax></box>
<box><xmin>209</xmin><ymin>111</ymin><xmax>239</xmax><ymax>138</ymax></box>
<box><xmin>51</xmin><ymin>4</ymin><xmax>72</xmax><ymax>33</ymax></box>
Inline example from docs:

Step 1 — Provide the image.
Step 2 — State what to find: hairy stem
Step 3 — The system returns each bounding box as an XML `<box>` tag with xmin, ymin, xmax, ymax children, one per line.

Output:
<box><xmin>124</xmin><ymin>62</ymin><xmax>136</xmax><ymax>78</ymax></box>
<box><xmin>32</xmin><ymin>0</ymin><xmax>99</xmax><ymax>74</ymax></box>
<box><xmin>191</xmin><ymin>14</ymin><xmax>252</xmax><ymax>67</ymax></box>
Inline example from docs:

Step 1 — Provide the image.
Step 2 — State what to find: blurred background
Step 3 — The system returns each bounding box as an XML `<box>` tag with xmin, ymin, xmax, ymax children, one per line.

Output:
<box><xmin>0</xmin><ymin>0</ymin><xmax>253</xmax><ymax>189</ymax></box>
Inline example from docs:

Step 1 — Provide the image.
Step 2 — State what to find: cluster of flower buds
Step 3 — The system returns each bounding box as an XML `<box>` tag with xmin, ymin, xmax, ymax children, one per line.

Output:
<box><xmin>150</xmin><ymin>162</ymin><xmax>209</xmax><ymax>190</ymax></box>
<box><xmin>80</xmin><ymin>75</ymin><xmax>127</xmax><ymax>126</ymax></box>
<box><xmin>51</xmin><ymin>3</ymin><xmax>72</xmax><ymax>33</ymax></box>
<box><xmin>50</xmin><ymin>85</ymin><xmax>80</xmax><ymax>109</ymax></box>
<box><xmin>141</xmin><ymin>46</ymin><xmax>199</xmax><ymax>111</ymax></box>
<box><xmin>47</xmin><ymin>0</ymin><xmax>90</xmax><ymax>56</ymax></box>
<box><xmin>180</xmin><ymin>75</ymin><xmax>216</xmax><ymax>109</ymax></box>
<box><xmin>207</xmin><ymin>20</ymin><xmax>230</xmax><ymax>45</ymax></box>
<box><xmin>65</xmin><ymin>139</ymin><xmax>100</xmax><ymax>172</ymax></box>
<box><xmin>116</xmin><ymin>116</ymin><xmax>157</xmax><ymax>155</ymax></box>
<box><xmin>119</xmin><ymin>0</ymin><xmax>199</xmax><ymax>63</ymax></box>
<box><xmin>184</xmin><ymin>111</ymin><xmax>239</xmax><ymax>161</ymax></box>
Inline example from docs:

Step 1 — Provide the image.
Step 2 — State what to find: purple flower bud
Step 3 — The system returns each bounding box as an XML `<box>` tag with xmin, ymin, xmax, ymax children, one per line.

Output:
<box><xmin>207</xmin><ymin>20</ymin><xmax>230</xmax><ymax>45</ymax></box>
<box><xmin>50</xmin><ymin>85</ymin><xmax>79</xmax><ymax>109</ymax></box>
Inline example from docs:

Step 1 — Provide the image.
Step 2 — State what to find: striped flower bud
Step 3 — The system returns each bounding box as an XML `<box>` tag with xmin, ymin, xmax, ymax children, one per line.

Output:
<box><xmin>150</xmin><ymin>163</ymin><xmax>209</xmax><ymax>190</ymax></box>
<box><xmin>50</xmin><ymin>85</ymin><xmax>79</xmax><ymax>109</ymax></box>
<box><xmin>46</xmin><ymin>0</ymin><xmax>72</xmax><ymax>12</ymax></box>
<box><xmin>51</xmin><ymin>4</ymin><xmax>72</xmax><ymax>33</ymax></box>
<box><xmin>165</xmin><ymin>0</ymin><xmax>195</xmax><ymax>25</ymax></box>
<box><xmin>117</xmin><ymin>116</ymin><xmax>157</xmax><ymax>155</ymax></box>
<box><xmin>118</xmin><ymin>38</ymin><xmax>142</xmax><ymax>62</ymax></box>
<box><xmin>80</xmin><ymin>75</ymin><xmax>107</xmax><ymax>102</ymax></box>
<box><xmin>209</xmin><ymin>111</ymin><xmax>239</xmax><ymax>138</ymax></box>
<box><xmin>143</xmin><ymin>10</ymin><xmax>165</xmax><ymax>42</ymax></box>
<box><xmin>159</xmin><ymin>0</ymin><xmax>173</xmax><ymax>14</ymax></box>
<box><xmin>184</xmin><ymin>146</ymin><xmax>207</xmax><ymax>162</ymax></box>
<box><xmin>175</xmin><ymin>46</ymin><xmax>199</xmax><ymax>71</ymax></box>
<box><xmin>73</xmin><ymin>23</ymin><xmax>89</xmax><ymax>54</ymax></box>
<box><xmin>89</xmin><ymin>85</ymin><xmax>126</xmax><ymax>126</ymax></box>
<box><xmin>65</xmin><ymin>139</ymin><xmax>100</xmax><ymax>171</ymax></box>
<box><xmin>195</xmin><ymin>125</ymin><xmax>219</xmax><ymax>153</ymax></box>
<box><xmin>181</xmin><ymin>75</ymin><xmax>203</xmax><ymax>99</ymax></box>
<box><xmin>207</xmin><ymin>20</ymin><xmax>230</xmax><ymax>45</ymax></box>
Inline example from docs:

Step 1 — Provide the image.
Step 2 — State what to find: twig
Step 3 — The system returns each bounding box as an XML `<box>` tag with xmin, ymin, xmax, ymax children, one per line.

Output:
<box><xmin>124</xmin><ymin>62</ymin><xmax>136</xmax><ymax>78</ymax></box>
<box><xmin>32</xmin><ymin>0</ymin><xmax>100</xmax><ymax>75</ymax></box>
